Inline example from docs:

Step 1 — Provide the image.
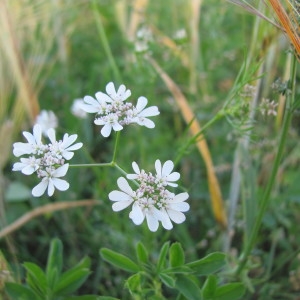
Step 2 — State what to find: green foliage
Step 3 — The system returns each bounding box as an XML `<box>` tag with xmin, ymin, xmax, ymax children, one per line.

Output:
<box><xmin>5</xmin><ymin>239</ymin><xmax>93</xmax><ymax>300</ymax></box>
<box><xmin>99</xmin><ymin>242</ymin><xmax>245</xmax><ymax>299</ymax></box>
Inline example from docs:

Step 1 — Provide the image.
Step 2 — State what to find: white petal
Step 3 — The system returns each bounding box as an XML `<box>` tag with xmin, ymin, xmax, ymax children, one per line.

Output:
<box><xmin>80</xmin><ymin>104</ymin><xmax>99</xmax><ymax>113</ymax></box>
<box><xmin>146</xmin><ymin>212</ymin><xmax>159</xmax><ymax>232</ymax></box>
<box><xmin>62</xmin><ymin>151</ymin><xmax>74</xmax><ymax>160</ymax></box>
<box><xmin>155</xmin><ymin>160</ymin><xmax>162</xmax><ymax>176</ymax></box>
<box><xmin>53</xmin><ymin>164</ymin><xmax>69</xmax><ymax>177</ymax></box>
<box><xmin>137</xmin><ymin>118</ymin><xmax>155</xmax><ymax>128</ymax></box>
<box><xmin>65</xmin><ymin>142</ymin><xmax>83</xmax><ymax>151</ymax></box>
<box><xmin>112</xmin><ymin>200</ymin><xmax>133</xmax><ymax>212</ymax></box>
<box><xmin>136</xmin><ymin>96</ymin><xmax>148</xmax><ymax>112</ymax></box>
<box><xmin>173</xmin><ymin>192</ymin><xmax>189</xmax><ymax>202</ymax></box>
<box><xmin>122</xmin><ymin>89</ymin><xmax>131</xmax><ymax>100</ymax></box>
<box><xmin>22</xmin><ymin>165</ymin><xmax>37</xmax><ymax>175</ymax></box>
<box><xmin>138</xmin><ymin>106</ymin><xmax>160</xmax><ymax>117</ymax></box>
<box><xmin>132</xmin><ymin>161</ymin><xmax>140</xmax><ymax>174</ymax></box>
<box><xmin>162</xmin><ymin>160</ymin><xmax>174</xmax><ymax>176</ymax></box>
<box><xmin>167</xmin><ymin>172</ymin><xmax>180</xmax><ymax>182</ymax></box>
<box><xmin>130</xmin><ymin>203</ymin><xmax>144</xmax><ymax>225</ymax></box>
<box><xmin>62</xmin><ymin>134</ymin><xmax>77</xmax><ymax>148</ymax></box>
<box><xmin>84</xmin><ymin>95</ymin><xmax>99</xmax><ymax>105</ymax></box>
<box><xmin>23</xmin><ymin>132</ymin><xmax>35</xmax><ymax>144</ymax></box>
<box><xmin>109</xmin><ymin>191</ymin><xmax>133</xmax><ymax>202</ymax></box>
<box><xmin>112</xmin><ymin>123</ymin><xmax>123</xmax><ymax>132</ymax></box>
<box><xmin>33</xmin><ymin>124</ymin><xmax>42</xmax><ymax>142</ymax></box>
<box><xmin>117</xmin><ymin>177</ymin><xmax>134</xmax><ymax>195</ymax></box>
<box><xmin>106</xmin><ymin>82</ymin><xmax>116</xmax><ymax>97</ymax></box>
<box><xmin>117</xmin><ymin>84</ymin><xmax>126</xmax><ymax>97</ymax></box>
<box><xmin>12</xmin><ymin>162</ymin><xmax>26</xmax><ymax>172</ymax></box>
<box><xmin>32</xmin><ymin>180</ymin><xmax>48</xmax><ymax>197</ymax></box>
<box><xmin>52</xmin><ymin>178</ymin><xmax>70</xmax><ymax>191</ymax></box>
<box><xmin>47</xmin><ymin>128</ymin><xmax>56</xmax><ymax>144</ymax></box>
<box><xmin>169</xmin><ymin>202</ymin><xmax>190</xmax><ymax>212</ymax></box>
<box><xmin>126</xmin><ymin>174</ymin><xmax>138</xmax><ymax>180</ymax></box>
<box><xmin>13</xmin><ymin>143</ymin><xmax>33</xmax><ymax>157</ymax></box>
<box><xmin>47</xmin><ymin>180</ymin><xmax>55</xmax><ymax>196</ymax></box>
<box><xmin>168</xmin><ymin>210</ymin><xmax>186</xmax><ymax>224</ymax></box>
<box><xmin>101</xmin><ymin>124</ymin><xmax>112</xmax><ymax>137</ymax></box>
<box><xmin>95</xmin><ymin>91</ymin><xmax>112</xmax><ymax>103</ymax></box>
<box><xmin>160</xmin><ymin>210</ymin><xmax>173</xmax><ymax>230</ymax></box>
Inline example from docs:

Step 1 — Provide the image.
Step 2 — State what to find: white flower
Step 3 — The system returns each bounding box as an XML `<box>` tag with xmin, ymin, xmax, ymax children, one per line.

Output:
<box><xmin>129</xmin><ymin>200</ymin><xmax>162</xmax><ymax>232</ymax></box>
<box><xmin>35</xmin><ymin>110</ymin><xmax>58</xmax><ymax>136</ymax></box>
<box><xmin>132</xmin><ymin>97</ymin><xmax>160</xmax><ymax>128</ymax></box>
<box><xmin>47</xmin><ymin>128</ymin><xmax>83</xmax><ymax>160</ymax></box>
<box><xmin>109</xmin><ymin>177</ymin><xmax>136</xmax><ymax>211</ymax></box>
<box><xmin>109</xmin><ymin>159</ymin><xmax>189</xmax><ymax>232</ymax></box>
<box><xmin>32</xmin><ymin>164</ymin><xmax>70</xmax><ymax>197</ymax></box>
<box><xmin>94</xmin><ymin>113</ymin><xmax>123</xmax><ymax>137</ymax></box>
<box><xmin>159</xmin><ymin>192</ymin><xmax>190</xmax><ymax>230</ymax></box>
<box><xmin>105</xmin><ymin>82</ymin><xmax>131</xmax><ymax>103</ymax></box>
<box><xmin>12</xmin><ymin>156</ymin><xmax>40</xmax><ymax>175</ymax></box>
<box><xmin>71</xmin><ymin>99</ymin><xmax>88</xmax><ymax>119</ymax></box>
<box><xmin>82</xmin><ymin>94</ymin><xmax>109</xmax><ymax>114</ymax></box>
<box><xmin>82</xmin><ymin>82</ymin><xmax>159</xmax><ymax>137</ymax></box>
<box><xmin>13</xmin><ymin>124</ymin><xmax>44</xmax><ymax>157</ymax></box>
<box><xmin>155</xmin><ymin>160</ymin><xmax>180</xmax><ymax>187</ymax></box>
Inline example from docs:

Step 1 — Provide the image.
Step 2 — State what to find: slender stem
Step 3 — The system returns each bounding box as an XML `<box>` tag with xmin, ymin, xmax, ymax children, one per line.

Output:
<box><xmin>70</xmin><ymin>162</ymin><xmax>113</xmax><ymax>168</ymax></box>
<box><xmin>91</xmin><ymin>0</ymin><xmax>122</xmax><ymax>83</ymax></box>
<box><xmin>112</xmin><ymin>131</ymin><xmax>121</xmax><ymax>163</ymax></box>
<box><xmin>236</xmin><ymin>53</ymin><xmax>297</xmax><ymax>275</ymax></box>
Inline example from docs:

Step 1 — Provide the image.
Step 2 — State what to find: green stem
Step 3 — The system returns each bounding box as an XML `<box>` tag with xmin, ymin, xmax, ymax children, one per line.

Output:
<box><xmin>91</xmin><ymin>0</ymin><xmax>122</xmax><ymax>83</ymax></box>
<box><xmin>70</xmin><ymin>163</ymin><xmax>112</xmax><ymax>168</ymax></box>
<box><xmin>236</xmin><ymin>53</ymin><xmax>297</xmax><ymax>275</ymax></box>
<box><xmin>112</xmin><ymin>131</ymin><xmax>120</xmax><ymax>163</ymax></box>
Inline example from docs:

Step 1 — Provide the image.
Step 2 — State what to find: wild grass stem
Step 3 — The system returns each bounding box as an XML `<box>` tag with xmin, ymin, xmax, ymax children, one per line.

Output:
<box><xmin>236</xmin><ymin>52</ymin><xmax>298</xmax><ymax>276</ymax></box>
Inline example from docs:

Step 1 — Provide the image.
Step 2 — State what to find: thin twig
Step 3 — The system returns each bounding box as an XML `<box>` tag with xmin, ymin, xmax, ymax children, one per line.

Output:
<box><xmin>0</xmin><ymin>200</ymin><xmax>101</xmax><ymax>239</ymax></box>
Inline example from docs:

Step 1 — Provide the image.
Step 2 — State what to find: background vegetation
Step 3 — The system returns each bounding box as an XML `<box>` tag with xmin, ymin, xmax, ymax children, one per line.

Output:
<box><xmin>0</xmin><ymin>0</ymin><xmax>300</xmax><ymax>299</ymax></box>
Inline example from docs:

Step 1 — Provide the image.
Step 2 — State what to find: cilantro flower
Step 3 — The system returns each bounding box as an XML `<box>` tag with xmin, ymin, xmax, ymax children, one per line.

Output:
<box><xmin>81</xmin><ymin>82</ymin><xmax>159</xmax><ymax>137</ymax></box>
<box><xmin>32</xmin><ymin>164</ymin><xmax>70</xmax><ymax>197</ymax></box>
<box><xmin>13</xmin><ymin>124</ymin><xmax>44</xmax><ymax>157</ymax></box>
<box><xmin>155</xmin><ymin>159</ymin><xmax>180</xmax><ymax>187</ymax></box>
<box><xmin>12</xmin><ymin>125</ymin><xmax>82</xmax><ymax>197</ymax></box>
<box><xmin>109</xmin><ymin>160</ymin><xmax>189</xmax><ymax>232</ymax></box>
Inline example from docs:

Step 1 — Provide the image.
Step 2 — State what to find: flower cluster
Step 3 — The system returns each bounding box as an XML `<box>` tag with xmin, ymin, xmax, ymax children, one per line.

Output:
<box><xmin>81</xmin><ymin>82</ymin><xmax>160</xmax><ymax>137</ymax></box>
<box><xmin>259</xmin><ymin>98</ymin><xmax>278</xmax><ymax>116</ymax></box>
<box><xmin>109</xmin><ymin>160</ymin><xmax>190</xmax><ymax>232</ymax></box>
<box><xmin>12</xmin><ymin>124</ymin><xmax>82</xmax><ymax>197</ymax></box>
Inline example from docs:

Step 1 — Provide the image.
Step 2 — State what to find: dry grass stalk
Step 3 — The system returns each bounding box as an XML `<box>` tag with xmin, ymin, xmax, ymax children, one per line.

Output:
<box><xmin>148</xmin><ymin>56</ymin><xmax>227</xmax><ymax>228</ymax></box>
<box><xmin>0</xmin><ymin>200</ymin><xmax>102</xmax><ymax>240</ymax></box>
<box><xmin>267</xmin><ymin>0</ymin><xmax>300</xmax><ymax>58</ymax></box>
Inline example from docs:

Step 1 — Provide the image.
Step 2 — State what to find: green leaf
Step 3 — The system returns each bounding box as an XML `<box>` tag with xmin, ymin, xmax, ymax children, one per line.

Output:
<box><xmin>136</xmin><ymin>242</ymin><xmax>149</xmax><ymax>265</ymax></box>
<box><xmin>169</xmin><ymin>242</ymin><xmax>185</xmax><ymax>267</ymax></box>
<box><xmin>100</xmin><ymin>248</ymin><xmax>139</xmax><ymax>273</ymax></box>
<box><xmin>46</xmin><ymin>238</ymin><xmax>63</xmax><ymax>280</ymax></box>
<box><xmin>186</xmin><ymin>252</ymin><xmax>226</xmax><ymax>275</ymax></box>
<box><xmin>175</xmin><ymin>274</ymin><xmax>202</xmax><ymax>300</ymax></box>
<box><xmin>202</xmin><ymin>275</ymin><xmax>218</xmax><ymax>299</ymax></box>
<box><xmin>159</xmin><ymin>273</ymin><xmax>176</xmax><ymax>288</ymax></box>
<box><xmin>23</xmin><ymin>262</ymin><xmax>47</xmax><ymax>297</ymax></box>
<box><xmin>125</xmin><ymin>273</ymin><xmax>141</xmax><ymax>293</ymax></box>
<box><xmin>214</xmin><ymin>283</ymin><xmax>245</xmax><ymax>300</ymax></box>
<box><xmin>156</xmin><ymin>242</ymin><xmax>170</xmax><ymax>272</ymax></box>
<box><xmin>53</xmin><ymin>268</ymin><xmax>91</xmax><ymax>296</ymax></box>
<box><xmin>162</xmin><ymin>265</ymin><xmax>193</xmax><ymax>274</ymax></box>
<box><xmin>5</xmin><ymin>282</ymin><xmax>40</xmax><ymax>300</ymax></box>
<box><xmin>98</xmin><ymin>297</ymin><xmax>120</xmax><ymax>300</ymax></box>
